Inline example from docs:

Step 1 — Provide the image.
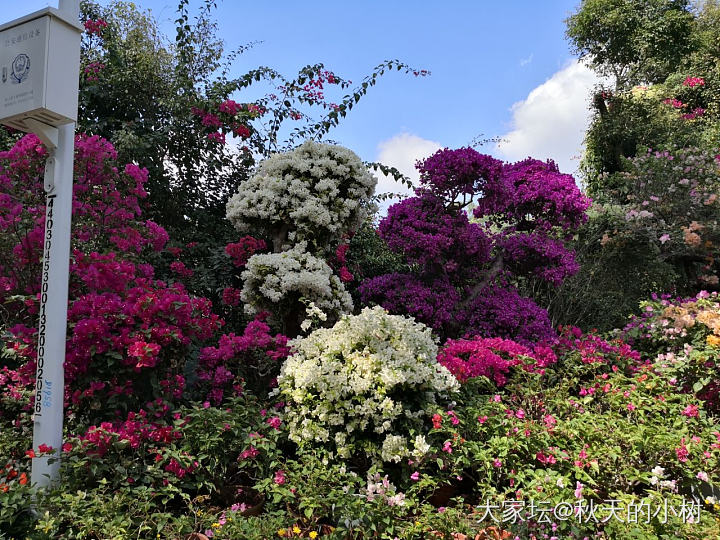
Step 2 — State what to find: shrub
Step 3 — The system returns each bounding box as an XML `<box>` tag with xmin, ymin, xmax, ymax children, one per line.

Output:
<box><xmin>240</xmin><ymin>245</ymin><xmax>353</xmax><ymax>334</ymax></box>
<box><xmin>274</xmin><ymin>306</ymin><xmax>459</xmax><ymax>465</ymax></box>
<box><xmin>620</xmin><ymin>291</ymin><xmax>720</xmax><ymax>412</ymax></box>
<box><xmin>226</xmin><ymin>141</ymin><xmax>376</xmax><ymax>335</ymax></box>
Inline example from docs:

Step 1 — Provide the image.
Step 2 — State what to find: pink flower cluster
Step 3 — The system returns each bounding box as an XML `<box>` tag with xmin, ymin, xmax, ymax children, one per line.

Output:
<box><xmin>330</xmin><ymin>242</ymin><xmax>354</xmax><ymax>283</ymax></box>
<box><xmin>437</xmin><ymin>336</ymin><xmax>557</xmax><ymax>385</ymax></box>
<box><xmin>83</xmin><ymin>62</ymin><xmax>105</xmax><ymax>82</ymax></box>
<box><xmin>556</xmin><ymin>326</ymin><xmax>641</xmax><ymax>368</ymax></box>
<box><xmin>84</xmin><ymin>19</ymin><xmax>108</xmax><ymax>36</ymax></box>
<box><xmin>683</xmin><ymin>77</ymin><xmax>705</xmax><ymax>87</ymax></box>
<box><xmin>191</xmin><ymin>101</ymin><xmax>254</xmax><ymax>146</ymax></box>
<box><xmin>663</xmin><ymin>98</ymin><xmax>684</xmax><ymax>108</ymax></box>
<box><xmin>198</xmin><ymin>319</ymin><xmax>289</xmax><ymax>403</ymax></box>
<box><xmin>225</xmin><ymin>236</ymin><xmax>267</xmax><ymax>267</ymax></box>
<box><xmin>0</xmin><ymin>134</ymin><xmax>224</xmax><ymax>417</ymax></box>
<box><xmin>79</xmin><ymin>408</ymin><xmax>183</xmax><ymax>457</ymax></box>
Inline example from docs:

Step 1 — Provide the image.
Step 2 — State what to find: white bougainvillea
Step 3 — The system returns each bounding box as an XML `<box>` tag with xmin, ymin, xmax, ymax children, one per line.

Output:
<box><xmin>226</xmin><ymin>140</ymin><xmax>377</xmax><ymax>253</ymax></box>
<box><xmin>241</xmin><ymin>245</ymin><xmax>353</xmax><ymax>324</ymax></box>
<box><xmin>274</xmin><ymin>306</ymin><xmax>459</xmax><ymax>463</ymax></box>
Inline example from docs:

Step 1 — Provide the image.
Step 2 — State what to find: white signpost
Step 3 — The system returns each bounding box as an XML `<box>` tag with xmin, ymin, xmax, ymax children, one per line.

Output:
<box><xmin>0</xmin><ymin>0</ymin><xmax>81</xmax><ymax>488</ymax></box>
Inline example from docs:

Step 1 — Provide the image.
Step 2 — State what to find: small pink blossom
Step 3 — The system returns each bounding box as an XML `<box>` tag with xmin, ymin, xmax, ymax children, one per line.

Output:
<box><xmin>273</xmin><ymin>470</ymin><xmax>286</xmax><ymax>485</ymax></box>
<box><xmin>682</xmin><ymin>404</ymin><xmax>699</xmax><ymax>418</ymax></box>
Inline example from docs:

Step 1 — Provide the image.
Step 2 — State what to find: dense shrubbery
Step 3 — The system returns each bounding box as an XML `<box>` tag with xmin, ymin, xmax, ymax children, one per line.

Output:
<box><xmin>0</xmin><ymin>1</ymin><xmax>719</xmax><ymax>539</ymax></box>
<box><xmin>1</xmin><ymin>131</ymin><xmax>718</xmax><ymax>540</ymax></box>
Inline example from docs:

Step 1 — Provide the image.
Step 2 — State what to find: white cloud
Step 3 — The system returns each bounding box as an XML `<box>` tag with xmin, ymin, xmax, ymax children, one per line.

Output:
<box><xmin>373</xmin><ymin>133</ymin><xmax>442</xmax><ymax>200</ymax></box>
<box><xmin>496</xmin><ymin>60</ymin><xmax>604</xmax><ymax>176</ymax></box>
<box><xmin>520</xmin><ymin>53</ymin><xmax>534</xmax><ymax>67</ymax></box>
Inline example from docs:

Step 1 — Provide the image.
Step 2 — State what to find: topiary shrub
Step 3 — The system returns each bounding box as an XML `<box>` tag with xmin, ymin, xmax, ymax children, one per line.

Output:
<box><xmin>226</xmin><ymin>141</ymin><xmax>376</xmax><ymax>335</ymax></box>
<box><xmin>274</xmin><ymin>306</ymin><xmax>459</xmax><ymax>465</ymax></box>
<box><xmin>240</xmin><ymin>244</ymin><xmax>353</xmax><ymax>333</ymax></box>
<box><xmin>226</xmin><ymin>140</ymin><xmax>377</xmax><ymax>255</ymax></box>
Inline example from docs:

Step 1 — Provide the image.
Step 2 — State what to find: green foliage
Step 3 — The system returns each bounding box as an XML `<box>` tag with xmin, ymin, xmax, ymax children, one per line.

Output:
<box><xmin>79</xmin><ymin>0</ymin><xmax>251</xmax><ymax>244</ymax></box>
<box><xmin>347</xmin><ymin>221</ymin><xmax>409</xmax><ymax>283</ymax></box>
<box><xmin>523</xmin><ymin>204</ymin><xmax>679</xmax><ymax>332</ymax></box>
<box><xmin>566</xmin><ymin>0</ymin><xmax>696</xmax><ymax>87</ymax></box>
<box><xmin>582</xmin><ymin>89</ymin><xmax>699</xmax><ymax>183</ymax></box>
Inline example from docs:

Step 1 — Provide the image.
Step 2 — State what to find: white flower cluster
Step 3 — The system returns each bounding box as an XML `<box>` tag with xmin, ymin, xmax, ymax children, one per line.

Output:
<box><xmin>300</xmin><ymin>301</ymin><xmax>328</xmax><ymax>332</ymax></box>
<box><xmin>649</xmin><ymin>466</ymin><xmax>677</xmax><ymax>492</ymax></box>
<box><xmin>226</xmin><ymin>141</ymin><xmax>377</xmax><ymax>252</ymax></box>
<box><xmin>365</xmin><ymin>473</ymin><xmax>405</xmax><ymax>506</ymax></box>
<box><xmin>275</xmin><ymin>306</ymin><xmax>459</xmax><ymax>463</ymax></box>
<box><xmin>241</xmin><ymin>245</ymin><xmax>353</xmax><ymax>323</ymax></box>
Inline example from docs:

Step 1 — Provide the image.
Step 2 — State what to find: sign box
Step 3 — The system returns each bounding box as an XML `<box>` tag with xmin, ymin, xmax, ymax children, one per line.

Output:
<box><xmin>0</xmin><ymin>8</ymin><xmax>82</xmax><ymax>131</ymax></box>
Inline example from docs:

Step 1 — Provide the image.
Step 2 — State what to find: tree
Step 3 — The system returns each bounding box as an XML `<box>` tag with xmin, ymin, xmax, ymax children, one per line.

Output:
<box><xmin>359</xmin><ymin>148</ymin><xmax>590</xmax><ymax>344</ymax></box>
<box><xmin>566</xmin><ymin>0</ymin><xmax>696</xmax><ymax>88</ymax></box>
<box><xmin>226</xmin><ymin>141</ymin><xmax>377</xmax><ymax>336</ymax></box>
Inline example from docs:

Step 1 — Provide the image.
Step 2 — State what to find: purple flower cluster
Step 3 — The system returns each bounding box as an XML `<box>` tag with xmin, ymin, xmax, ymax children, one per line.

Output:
<box><xmin>460</xmin><ymin>285</ymin><xmax>557</xmax><ymax>345</ymax></box>
<box><xmin>474</xmin><ymin>158</ymin><xmax>591</xmax><ymax>231</ymax></box>
<box><xmin>378</xmin><ymin>195</ymin><xmax>490</xmax><ymax>276</ymax></box>
<box><xmin>498</xmin><ymin>232</ymin><xmax>580</xmax><ymax>285</ymax></box>
<box><xmin>417</xmin><ymin>147</ymin><xmax>502</xmax><ymax>198</ymax></box>
<box><xmin>360</xmin><ymin>148</ymin><xmax>589</xmax><ymax>342</ymax></box>
<box><xmin>358</xmin><ymin>273</ymin><xmax>459</xmax><ymax>334</ymax></box>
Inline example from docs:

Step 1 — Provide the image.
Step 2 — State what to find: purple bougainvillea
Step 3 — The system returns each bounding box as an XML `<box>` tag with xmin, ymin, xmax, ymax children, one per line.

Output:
<box><xmin>359</xmin><ymin>147</ymin><xmax>590</xmax><ymax>343</ymax></box>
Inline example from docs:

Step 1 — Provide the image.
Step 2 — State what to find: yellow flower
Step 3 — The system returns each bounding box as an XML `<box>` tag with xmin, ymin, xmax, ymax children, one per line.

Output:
<box><xmin>309</xmin><ymin>532</ymin><xmax>318</xmax><ymax>539</ymax></box>
<box><xmin>278</xmin><ymin>529</ymin><xmax>287</xmax><ymax>537</ymax></box>
<box><xmin>292</xmin><ymin>525</ymin><xmax>302</xmax><ymax>534</ymax></box>
<box><xmin>707</xmin><ymin>334</ymin><xmax>720</xmax><ymax>347</ymax></box>
<box><xmin>212</xmin><ymin>523</ymin><xmax>221</xmax><ymax>529</ymax></box>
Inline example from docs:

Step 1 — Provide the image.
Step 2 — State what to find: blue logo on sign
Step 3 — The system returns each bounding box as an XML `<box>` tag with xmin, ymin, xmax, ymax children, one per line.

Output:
<box><xmin>11</xmin><ymin>54</ymin><xmax>30</xmax><ymax>83</ymax></box>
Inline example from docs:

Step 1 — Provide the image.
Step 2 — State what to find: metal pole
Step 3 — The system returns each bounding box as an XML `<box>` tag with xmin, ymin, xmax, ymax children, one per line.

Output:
<box><xmin>27</xmin><ymin>0</ymin><xmax>80</xmax><ymax>491</ymax></box>
<box><xmin>30</xmin><ymin>121</ymin><xmax>75</xmax><ymax>488</ymax></box>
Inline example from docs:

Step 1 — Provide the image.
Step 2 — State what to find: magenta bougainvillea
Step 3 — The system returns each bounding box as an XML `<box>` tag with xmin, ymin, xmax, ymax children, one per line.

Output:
<box><xmin>360</xmin><ymin>147</ymin><xmax>590</xmax><ymax>342</ymax></box>
<box><xmin>438</xmin><ymin>336</ymin><xmax>557</xmax><ymax>385</ymax></box>
<box><xmin>198</xmin><ymin>318</ymin><xmax>290</xmax><ymax>402</ymax></box>
<box><xmin>0</xmin><ymin>133</ymin><xmax>286</xmax><ymax>425</ymax></box>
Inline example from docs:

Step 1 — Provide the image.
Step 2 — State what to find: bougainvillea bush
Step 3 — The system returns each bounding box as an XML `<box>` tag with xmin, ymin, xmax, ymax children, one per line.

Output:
<box><xmin>274</xmin><ymin>306</ymin><xmax>459</xmax><ymax>466</ymax></box>
<box><xmin>359</xmin><ymin>147</ymin><xmax>591</xmax><ymax>343</ymax></box>
<box><xmin>620</xmin><ymin>291</ymin><xmax>720</xmax><ymax>413</ymax></box>
<box><xmin>226</xmin><ymin>140</ymin><xmax>376</xmax><ymax>336</ymax></box>
<box><xmin>0</xmin><ymin>134</ymin><xmax>228</xmax><ymax>424</ymax></box>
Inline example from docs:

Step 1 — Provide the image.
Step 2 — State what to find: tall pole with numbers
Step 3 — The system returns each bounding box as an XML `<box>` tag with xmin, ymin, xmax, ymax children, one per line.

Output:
<box><xmin>0</xmin><ymin>0</ymin><xmax>81</xmax><ymax>488</ymax></box>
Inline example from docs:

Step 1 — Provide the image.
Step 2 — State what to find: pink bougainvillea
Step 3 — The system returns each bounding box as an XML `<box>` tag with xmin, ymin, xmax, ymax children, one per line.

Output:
<box><xmin>438</xmin><ymin>336</ymin><xmax>557</xmax><ymax>385</ymax></box>
<box><xmin>0</xmin><ymin>133</ymin><xmax>286</xmax><ymax>423</ymax></box>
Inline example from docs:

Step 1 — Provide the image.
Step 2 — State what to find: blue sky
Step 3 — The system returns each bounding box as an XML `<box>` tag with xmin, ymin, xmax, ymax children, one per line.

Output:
<box><xmin>4</xmin><ymin>1</ymin><xmax>602</xmax><ymax>193</ymax></box>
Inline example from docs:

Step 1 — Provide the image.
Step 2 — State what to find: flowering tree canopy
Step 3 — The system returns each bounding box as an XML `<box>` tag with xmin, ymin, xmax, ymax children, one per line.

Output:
<box><xmin>360</xmin><ymin>147</ymin><xmax>591</xmax><ymax>343</ymax></box>
<box><xmin>227</xmin><ymin>141</ymin><xmax>377</xmax><ymax>335</ymax></box>
<box><xmin>226</xmin><ymin>141</ymin><xmax>376</xmax><ymax>255</ymax></box>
